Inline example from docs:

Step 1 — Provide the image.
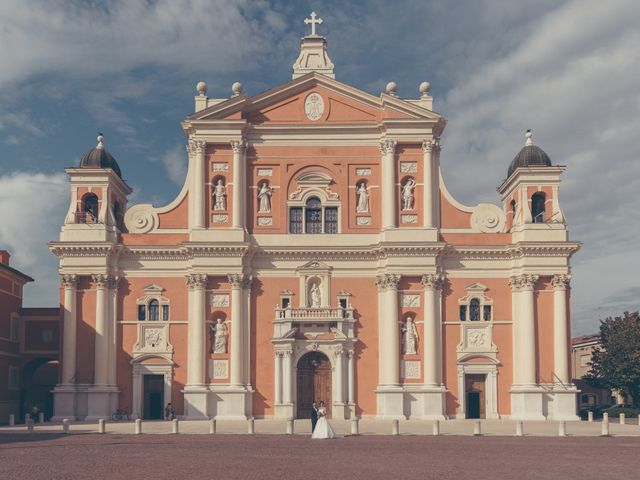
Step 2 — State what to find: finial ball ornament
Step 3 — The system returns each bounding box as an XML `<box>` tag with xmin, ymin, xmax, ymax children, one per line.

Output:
<box><xmin>196</xmin><ymin>81</ymin><xmax>207</xmax><ymax>95</ymax></box>
<box><xmin>386</xmin><ymin>81</ymin><xmax>397</xmax><ymax>94</ymax></box>
<box><xmin>419</xmin><ymin>81</ymin><xmax>430</xmax><ymax>94</ymax></box>
<box><xmin>232</xmin><ymin>82</ymin><xmax>243</xmax><ymax>95</ymax></box>
<box><xmin>97</xmin><ymin>133</ymin><xmax>104</xmax><ymax>143</ymax></box>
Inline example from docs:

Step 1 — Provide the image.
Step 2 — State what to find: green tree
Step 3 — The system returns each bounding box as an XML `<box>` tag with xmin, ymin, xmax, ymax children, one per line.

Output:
<box><xmin>585</xmin><ymin>311</ymin><xmax>640</xmax><ymax>406</ymax></box>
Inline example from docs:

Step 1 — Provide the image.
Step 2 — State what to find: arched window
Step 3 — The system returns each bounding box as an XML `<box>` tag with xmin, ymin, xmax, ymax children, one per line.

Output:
<box><xmin>289</xmin><ymin>196</ymin><xmax>338</xmax><ymax>234</ymax></box>
<box><xmin>531</xmin><ymin>192</ymin><xmax>546</xmax><ymax>223</ymax></box>
<box><xmin>148</xmin><ymin>299</ymin><xmax>159</xmax><ymax>321</ymax></box>
<box><xmin>469</xmin><ymin>298</ymin><xmax>480</xmax><ymax>321</ymax></box>
<box><xmin>510</xmin><ymin>200</ymin><xmax>516</xmax><ymax>219</ymax></box>
<box><xmin>81</xmin><ymin>193</ymin><xmax>99</xmax><ymax>223</ymax></box>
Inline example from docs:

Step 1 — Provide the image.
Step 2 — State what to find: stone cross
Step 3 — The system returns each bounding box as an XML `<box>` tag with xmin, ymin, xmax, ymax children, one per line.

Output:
<box><xmin>304</xmin><ymin>11</ymin><xmax>323</xmax><ymax>36</ymax></box>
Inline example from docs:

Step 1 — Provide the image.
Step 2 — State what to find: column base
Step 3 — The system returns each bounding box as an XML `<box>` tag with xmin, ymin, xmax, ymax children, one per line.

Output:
<box><xmin>183</xmin><ymin>385</ymin><xmax>209</xmax><ymax>419</ymax></box>
<box><xmin>85</xmin><ymin>385</ymin><xmax>120</xmax><ymax>421</ymax></box>
<box><xmin>420</xmin><ymin>385</ymin><xmax>447</xmax><ymax>420</ymax></box>
<box><xmin>274</xmin><ymin>403</ymin><xmax>295</xmax><ymax>419</ymax></box>
<box><xmin>332</xmin><ymin>402</ymin><xmax>349</xmax><ymax>420</ymax></box>
<box><xmin>549</xmin><ymin>384</ymin><xmax>580</xmax><ymax>421</ymax></box>
<box><xmin>208</xmin><ymin>385</ymin><xmax>253</xmax><ymax>420</ymax></box>
<box><xmin>376</xmin><ymin>386</ymin><xmax>406</xmax><ymax>419</ymax></box>
<box><xmin>52</xmin><ymin>384</ymin><xmax>78</xmax><ymax>421</ymax></box>
<box><xmin>510</xmin><ymin>385</ymin><xmax>546</xmax><ymax>420</ymax></box>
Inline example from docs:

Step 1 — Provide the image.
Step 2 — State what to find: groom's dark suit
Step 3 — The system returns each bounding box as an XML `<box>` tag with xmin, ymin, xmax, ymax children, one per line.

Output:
<box><xmin>311</xmin><ymin>404</ymin><xmax>318</xmax><ymax>432</ymax></box>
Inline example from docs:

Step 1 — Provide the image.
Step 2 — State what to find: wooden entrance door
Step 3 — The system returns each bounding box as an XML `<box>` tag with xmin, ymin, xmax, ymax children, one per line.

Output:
<box><xmin>143</xmin><ymin>375</ymin><xmax>164</xmax><ymax>420</ymax></box>
<box><xmin>296</xmin><ymin>352</ymin><xmax>332</xmax><ymax>419</ymax></box>
<box><xmin>465</xmin><ymin>374</ymin><xmax>486</xmax><ymax>419</ymax></box>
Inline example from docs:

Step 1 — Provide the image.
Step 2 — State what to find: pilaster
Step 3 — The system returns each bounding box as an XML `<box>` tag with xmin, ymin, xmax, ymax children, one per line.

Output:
<box><xmin>187</xmin><ymin>139</ymin><xmax>206</xmax><ymax>230</ymax></box>
<box><xmin>380</xmin><ymin>140</ymin><xmax>397</xmax><ymax>230</ymax></box>
<box><xmin>184</xmin><ymin>273</ymin><xmax>208</xmax><ymax>419</ymax></box>
<box><xmin>230</xmin><ymin>140</ymin><xmax>246</xmax><ymax>230</ymax></box>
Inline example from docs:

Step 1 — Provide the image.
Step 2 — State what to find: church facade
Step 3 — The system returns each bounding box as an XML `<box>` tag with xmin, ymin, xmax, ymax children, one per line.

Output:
<box><xmin>50</xmin><ymin>15</ymin><xmax>580</xmax><ymax>422</ymax></box>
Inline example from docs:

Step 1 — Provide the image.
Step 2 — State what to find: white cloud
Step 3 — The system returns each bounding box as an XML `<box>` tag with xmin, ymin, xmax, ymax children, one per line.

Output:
<box><xmin>0</xmin><ymin>171</ymin><xmax>68</xmax><ymax>307</ymax></box>
<box><xmin>149</xmin><ymin>144</ymin><xmax>188</xmax><ymax>187</ymax></box>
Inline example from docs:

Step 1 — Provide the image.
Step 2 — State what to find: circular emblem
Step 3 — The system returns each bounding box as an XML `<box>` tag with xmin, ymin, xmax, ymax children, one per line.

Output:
<box><xmin>304</xmin><ymin>92</ymin><xmax>324</xmax><ymax>121</ymax></box>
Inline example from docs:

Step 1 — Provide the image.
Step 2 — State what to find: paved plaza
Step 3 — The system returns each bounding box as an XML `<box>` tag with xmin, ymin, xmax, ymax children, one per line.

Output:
<box><xmin>1</xmin><ymin>429</ymin><xmax>638</xmax><ymax>480</ymax></box>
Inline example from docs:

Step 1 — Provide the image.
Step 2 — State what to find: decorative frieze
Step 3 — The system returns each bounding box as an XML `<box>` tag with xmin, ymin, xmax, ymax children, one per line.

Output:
<box><xmin>401</xmin><ymin>360</ymin><xmax>421</xmax><ymax>379</ymax></box>
<box><xmin>355</xmin><ymin>168</ymin><xmax>371</xmax><ymax>176</ymax></box>
<box><xmin>212</xmin><ymin>214</ymin><xmax>228</xmax><ymax>223</ymax></box>
<box><xmin>186</xmin><ymin>273</ymin><xmax>207</xmax><ymax>290</ymax></box>
<box><xmin>257</xmin><ymin>217</ymin><xmax>273</xmax><ymax>226</ymax></box>
<box><xmin>210</xmin><ymin>359</ymin><xmax>229</xmax><ymax>379</ymax></box>
<box><xmin>210</xmin><ymin>294</ymin><xmax>230</xmax><ymax>308</ymax></box>
<box><xmin>400</xmin><ymin>294</ymin><xmax>420</xmax><ymax>307</ymax></box>
<box><xmin>257</xmin><ymin>168</ymin><xmax>272</xmax><ymax>177</ymax></box>
<box><xmin>375</xmin><ymin>274</ymin><xmax>401</xmax><ymax>291</ymax></box>
<box><xmin>212</xmin><ymin>163</ymin><xmax>229</xmax><ymax>172</ymax></box>
<box><xmin>356</xmin><ymin>216</ymin><xmax>371</xmax><ymax>226</ymax></box>
<box><xmin>401</xmin><ymin>214</ymin><xmax>418</xmax><ymax>224</ymax></box>
<box><xmin>400</xmin><ymin>162</ymin><xmax>417</xmax><ymax>174</ymax></box>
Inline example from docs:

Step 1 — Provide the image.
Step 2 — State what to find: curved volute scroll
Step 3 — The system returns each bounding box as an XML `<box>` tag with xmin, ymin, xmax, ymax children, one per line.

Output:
<box><xmin>470</xmin><ymin>203</ymin><xmax>506</xmax><ymax>233</ymax></box>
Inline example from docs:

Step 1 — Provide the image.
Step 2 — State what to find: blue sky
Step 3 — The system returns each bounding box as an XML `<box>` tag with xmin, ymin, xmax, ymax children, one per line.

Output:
<box><xmin>1</xmin><ymin>0</ymin><xmax>639</xmax><ymax>335</ymax></box>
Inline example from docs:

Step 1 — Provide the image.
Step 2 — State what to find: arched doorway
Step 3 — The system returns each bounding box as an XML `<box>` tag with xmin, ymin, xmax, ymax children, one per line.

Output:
<box><xmin>21</xmin><ymin>358</ymin><xmax>59</xmax><ymax>421</ymax></box>
<box><xmin>296</xmin><ymin>351</ymin><xmax>332</xmax><ymax>419</ymax></box>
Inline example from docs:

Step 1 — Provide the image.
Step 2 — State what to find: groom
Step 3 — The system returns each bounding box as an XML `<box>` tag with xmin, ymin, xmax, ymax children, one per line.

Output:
<box><xmin>310</xmin><ymin>401</ymin><xmax>318</xmax><ymax>433</ymax></box>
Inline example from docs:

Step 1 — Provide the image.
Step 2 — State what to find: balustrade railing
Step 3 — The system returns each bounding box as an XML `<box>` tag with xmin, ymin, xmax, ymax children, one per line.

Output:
<box><xmin>275</xmin><ymin>307</ymin><xmax>353</xmax><ymax>320</ymax></box>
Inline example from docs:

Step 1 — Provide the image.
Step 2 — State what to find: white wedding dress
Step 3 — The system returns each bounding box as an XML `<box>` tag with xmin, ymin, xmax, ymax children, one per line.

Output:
<box><xmin>311</xmin><ymin>408</ymin><xmax>336</xmax><ymax>439</ymax></box>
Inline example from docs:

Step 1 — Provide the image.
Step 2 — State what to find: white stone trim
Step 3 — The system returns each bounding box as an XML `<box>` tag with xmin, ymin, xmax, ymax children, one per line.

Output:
<box><xmin>131</xmin><ymin>356</ymin><xmax>174</xmax><ymax>420</ymax></box>
<box><xmin>456</xmin><ymin>358</ymin><xmax>499</xmax><ymax>419</ymax></box>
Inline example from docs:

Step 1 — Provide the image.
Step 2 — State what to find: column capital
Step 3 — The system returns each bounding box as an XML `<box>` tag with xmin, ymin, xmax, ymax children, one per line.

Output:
<box><xmin>332</xmin><ymin>345</ymin><xmax>344</xmax><ymax>358</ymax></box>
<box><xmin>230</xmin><ymin>139</ymin><xmax>246</xmax><ymax>154</ymax></box>
<box><xmin>228</xmin><ymin>273</ymin><xmax>251</xmax><ymax>289</ymax></box>
<box><xmin>106</xmin><ymin>275</ymin><xmax>118</xmax><ymax>290</ymax></box>
<box><xmin>375</xmin><ymin>273</ymin><xmax>401</xmax><ymax>291</ymax></box>
<box><xmin>421</xmin><ymin>272</ymin><xmax>445</xmax><ymax>290</ymax></box>
<box><xmin>186</xmin><ymin>273</ymin><xmax>208</xmax><ymax>289</ymax></box>
<box><xmin>379</xmin><ymin>139</ymin><xmax>397</xmax><ymax>155</ymax></box>
<box><xmin>187</xmin><ymin>138</ymin><xmax>206</xmax><ymax>156</ymax></box>
<box><xmin>346</xmin><ymin>348</ymin><xmax>356</xmax><ymax>359</ymax></box>
<box><xmin>509</xmin><ymin>274</ymin><xmax>539</xmax><ymax>291</ymax></box>
<box><xmin>421</xmin><ymin>139</ymin><xmax>433</xmax><ymax>153</ymax></box>
<box><xmin>551</xmin><ymin>274</ymin><xmax>571</xmax><ymax>290</ymax></box>
<box><xmin>61</xmin><ymin>274</ymin><xmax>78</xmax><ymax>289</ymax></box>
<box><xmin>91</xmin><ymin>274</ymin><xmax>109</xmax><ymax>288</ymax></box>
<box><xmin>430</xmin><ymin>137</ymin><xmax>442</xmax><ymax>153</ymax></box>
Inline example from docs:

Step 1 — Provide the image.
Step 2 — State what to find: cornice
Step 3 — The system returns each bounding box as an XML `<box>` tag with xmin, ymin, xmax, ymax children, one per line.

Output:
<box><xmin>49</xmin><ymin>242</ymin><xmax>115</xmax><ymax>258</ymax></box>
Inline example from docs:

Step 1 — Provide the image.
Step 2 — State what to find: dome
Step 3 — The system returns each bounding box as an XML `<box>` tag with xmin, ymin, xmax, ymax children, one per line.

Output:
<box><xmin>79</xmin><ymin>134</ymin><xmax>122</xmax><ymax>178</ymax></box>
<box><xmin>507</xmin><ymin>130</ymin><xmax>552</xmax><ymax>177</ymax></box>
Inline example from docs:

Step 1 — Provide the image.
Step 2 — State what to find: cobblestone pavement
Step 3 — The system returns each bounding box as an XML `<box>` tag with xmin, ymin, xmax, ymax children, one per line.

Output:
<box><xmin>0</xmin><ymin>433</ymin><xmax>638</xmax><ymax>480</ymax></box>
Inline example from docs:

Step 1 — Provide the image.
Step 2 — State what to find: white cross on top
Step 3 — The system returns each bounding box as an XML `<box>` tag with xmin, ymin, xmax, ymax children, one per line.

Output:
<box><xmin>304</xmin><ymin>11</ymin><xmax>323</xmax><ymax>36</ymax></box>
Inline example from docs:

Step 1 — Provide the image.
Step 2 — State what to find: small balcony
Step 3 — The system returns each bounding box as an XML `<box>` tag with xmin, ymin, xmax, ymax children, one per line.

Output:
<box><xmin>275</xmin><ymin>306</ymin><xmax>354</xmax><ymax>322</ymax></box>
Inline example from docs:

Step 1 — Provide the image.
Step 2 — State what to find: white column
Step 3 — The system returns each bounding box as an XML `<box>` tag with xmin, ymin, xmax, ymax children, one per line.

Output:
<box><xmin>421</xmin><ymin>273</ymin><xmax>443</xmax><ymax>386</ymax></box>
<box><xmin>380</xmin><ymin>139</ymin><xmax>397</xmax><ymax>230</ymax></box>
<box><xmin>188</xmin><ymin>139</ymin><xmax>206</xmax><ymax>229</ymax></box>
<box><xmin>334</xmin><ymin>347</ymin><xmax>344</xmax><ymax>404</ymax></box>
<box><xmin>347</xmin><ymin>349</ymin><xmax>355</xmax><ymax>405</ymax></box>
<box><xmin>422</xmin><ymin>140</ymin><xmax>434</xmax><ymax>228</ymax></box>
<box><xmin>509</xmin><ymin>276</ymin><xmax>522</xmax><ymax>385</ymax></box>
<box><xmin>517</xmin><ymin>274</ymin><xmax>539</xmax><ymax>386</ymax></box>
<box><xmin>61</xmin><ymin>275</ymin><xmax>78</xmax><ymax>385</ymax></box>
<box><xmin>92</xmin><ymin>274</ymin><xmax>110</xmax><ymax>386</ymax></box>
<box><xmin>552</xmin><ymin>274</ymin><xmax>571</xmax><ymax>384</ymax></box>
<box><xmin>282</xmin><ymin>349</ymin><xmax>293</xmax><ymax>404</ymax></box>
<box><xmin>186</xmin><ymin>274</ymin><xmax>207</xmax><ymax>386</ymax></box>
<box><xmin>274</xmin><ymin>352</ymin><xmax>283</xmax><ymax>405</ymax></box>
<box><xmin>230</xmin><ymin>140</ymin><xmax>246</xmax><ymax>229</ymax></box>
<box><xmin>106</xmin><ymin>277</ymin><xmax>118</xmax><ymax>386</ymax></box>
<box><xmin>432</xmin><ymin>139</ymin><xmax>442</xmax><ymax>227</ymax></box>
<box><xmin>228</xmin><ymin>274</ymin><xmax>247</xmax><ymax>386</ymax></box>
<box><xmin>376</xmin><ymin>274</ymin><xmax>400</xmax><ymax>386</ymax></box>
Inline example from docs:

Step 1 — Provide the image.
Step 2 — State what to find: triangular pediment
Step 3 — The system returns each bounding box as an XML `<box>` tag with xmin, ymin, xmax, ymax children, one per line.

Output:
<box><xmin>466</xmin><ymin>283</ymin><xmax>488</xmax><ymax>292</ymax></box>
<box><xmin>143</xmin><ymin>284</ymin><xmax>165</xmax><ymax>294</ymax></box>
<box><xmin>187</xmin><ymin>73</ymin><xmax>442</xmax><ymax>125</ymax></box>
<box><xmin>296</xmin><ymin>260</ymin><xmax>333</xmax><ymax>272</ymax></box>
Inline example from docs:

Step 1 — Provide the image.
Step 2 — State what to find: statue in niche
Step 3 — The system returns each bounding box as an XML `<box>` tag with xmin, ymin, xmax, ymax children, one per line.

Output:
<box><xmin>257</xmin><ymin>181</ymin><xmax>272</xmax><ymax>213</ymax></box>
<box><xmin>356</xmin><ymin>181</ymin><xmax>369</xmax><ymax>213</ymax></box>
<box><xmin>402</xmin><ymin>178</ymin><xmax>415</xmax><ymax>211</ymax></box>
<box><xmin>209</xmin><ymin>318</ymin><xmax>228</xmax><ymax>354</ymax></box>
<box><xmin>402</xmin><ymin>316</ymin><xmax>419</xmax><ymax>355</ymax></box>
<box><xmin>309</xmin><ymin>283</ymin><xmax>322</xmax><ymax>308</ymax></box>
<box><xmin>213</xmin><ymin>179</ymin><xmax>226</xmax><ymax>211</ymax></box>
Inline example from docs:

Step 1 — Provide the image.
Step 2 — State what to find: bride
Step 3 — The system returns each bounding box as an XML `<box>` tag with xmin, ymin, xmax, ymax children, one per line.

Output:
<box><xmin>311</xmin><ymin>401</ymin><xmax>336</xmax><ymax>439</ymax></box>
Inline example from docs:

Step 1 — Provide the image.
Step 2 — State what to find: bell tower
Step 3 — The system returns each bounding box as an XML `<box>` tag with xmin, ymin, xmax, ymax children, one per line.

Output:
<box><xmin>498</xmin><ymin>130</ymin><xmax>567</xmax><ymax>243</ymax></box>
<box><xmin>60</xmin><ymin>134</ymin><xmax>132</xmax><ymax>242</ymax></box>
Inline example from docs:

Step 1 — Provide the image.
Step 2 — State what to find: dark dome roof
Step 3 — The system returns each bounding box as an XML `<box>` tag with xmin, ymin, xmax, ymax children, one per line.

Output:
<box><xmin>79</xmin><ymin>134</ymin><xmax>122</xmax><ymax>178</ymax></box>
<box><xmin>507</xmin><ymin>130</ymin><xmax>552</xmax><ymax>177</ymax></box>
